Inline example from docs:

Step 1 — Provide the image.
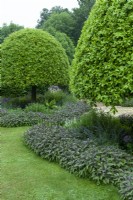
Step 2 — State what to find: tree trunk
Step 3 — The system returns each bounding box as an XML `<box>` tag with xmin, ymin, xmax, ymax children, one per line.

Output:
<box><xmin>31</xmin><ymin>85</ymin><xmax>36</xmax><ymax>102</ymax></box>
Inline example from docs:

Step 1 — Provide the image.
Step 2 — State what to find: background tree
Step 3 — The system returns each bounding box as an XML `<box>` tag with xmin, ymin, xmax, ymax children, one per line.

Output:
<box><xmin>70</xmin><ymin>0</ymin><xmax>133</xmax><ymax>107</ymax></box>
<box><xmin>36</xmin><ymin>6</ymin><xmax>69</xmax><ymax>29</ymax></box>
<box><xmin>36</xmin><ymin>3</ymin><xmax>95</xmax><ymax>45</ymax></box>
<box><xmin>50</xmin><ymin>6</ymin><xmax>69</xmax><ymax>14</ymax></box>
<box><xmin>44</xmin><ymin>27</ymin><xmax>75</xmax><ymax>64</ymax></box>
<box><xmin>36</xmin><ymin>8</ymin><xmax>50</xmax><ymax>29</ymax></box>
<box><xmin>72</xmin><ymin>0</ymin><xmax>95</xmax><ymax>43</ymax></box>
<box><xmin>0</xmin><ymin>22</ymin><xmax>24</xmax><ymax>44</ymax></box>
<box><xmin>41</xmin><ymin>11</ymin><xmax>75</xmax><ymax>42</ymax></box>
<box><xmin>1</xmin><ymin>29</ymin><xmax>69</xmax><ymax>102</ymax></box>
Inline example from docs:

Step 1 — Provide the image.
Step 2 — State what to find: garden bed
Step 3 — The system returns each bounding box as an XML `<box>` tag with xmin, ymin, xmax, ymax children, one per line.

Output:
<box><xmin>1</xmin><ymin>127</ymin><xmax>121</xmax><ymax>200</ymax></box>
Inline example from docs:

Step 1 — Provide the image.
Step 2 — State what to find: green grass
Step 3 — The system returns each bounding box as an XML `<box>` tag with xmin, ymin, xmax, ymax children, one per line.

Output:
<box><xmin>1</xmin><ymin>127</ymin><xmax>121</xmax><ymax>200</ymax></box>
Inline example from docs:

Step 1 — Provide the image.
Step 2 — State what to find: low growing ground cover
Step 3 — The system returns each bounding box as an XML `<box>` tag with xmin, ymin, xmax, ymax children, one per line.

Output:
<box><xmin>0</xmin><ymin>101</ymin><xmax>90</xmax><ymax>127</ymax></box>
<box><xmin>24</xmin><ymin>123</ymin><xmax>133</xmax><ymax>200</ymax></box>
<box><xmin>1</xmin><ymin>127</ymin><xmax>121</xmax><ymax>200</ymax></box>
<box><xmin>1</xmin><ymin>99</ymin><xmax>133</xmax><ymax>199</ymax></box>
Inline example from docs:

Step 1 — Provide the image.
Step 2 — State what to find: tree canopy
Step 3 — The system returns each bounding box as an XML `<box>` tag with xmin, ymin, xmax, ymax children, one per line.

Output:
<box><xmin>1</xmin><ymin>28</ymin><xmax>69</xmax><ymax>101</ymax></box>
<box><xmin>70</xmin><ymin>0</ymin><xmax>133</xmax><ymax>107</ymax></box>
<box><xmin>36</xmin><ymin>6</ymin><xmax>70</xmax><ymax>29</ymax></box>
<box><xmin>0</xmin><ymin>22</ymin><xmax>24</xmax><ymax>44</ymax></box>
<box><xmin>72</xmin><ymin>0</ymin><xmax>95</xmax><ymax>43</ymax></box>
<box><xmin>42</xmin><ymin>11</ymin><xmax>75</xmax><ymax>41</ymax></box>
<box><xmin>36</xmin><ymin>3</ymin><xmax>95</xmax><ymax>44</ymax></box>
<box><xmin>45</xmin><ymin>27</ymin><xmax>75</xmax><ymax>64</ymax></box>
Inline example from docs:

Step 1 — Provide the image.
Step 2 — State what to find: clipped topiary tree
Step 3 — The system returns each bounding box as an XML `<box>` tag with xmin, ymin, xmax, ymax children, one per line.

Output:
<box><xmin>1</xmin><ymin>28</ymin><xmax>69</xmax><ymax>102</ymax></box>
<box><xmin>70</xmin><ymin>0</ymin><xmax>133</xmax><ymax>107</ymax></box>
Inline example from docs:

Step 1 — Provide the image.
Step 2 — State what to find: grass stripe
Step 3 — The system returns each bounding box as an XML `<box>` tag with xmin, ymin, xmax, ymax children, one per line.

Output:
<box><xmin>1</xmin><ymin>127</ymin><xmax>121</xmax><ymax>200</ymax></box>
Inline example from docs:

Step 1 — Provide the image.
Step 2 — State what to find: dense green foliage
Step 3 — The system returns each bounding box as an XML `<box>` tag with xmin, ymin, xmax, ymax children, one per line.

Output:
<box><xmin>51</xmin><ymin>31</ymin><xmax>75</xmax><ymax>64</ymax></box>
<box><xmin>65</xmin><ymin>110</ymin><xmax>133</xmax><ymax>153</ymax></box>
<box><xmin>46</xmin><ymin>101</ymin><xmax>90</xmax><ymax>126</ymax></box>
<box><xmin>120</xmin><ymin>97</ymin><xmax>133</xmax><ymax>107</ymax></box>
<box><xmin>1</xmin><ymin>96</ymin><xmax>31</xmax><ymax>108</ymax></box>
<box><xmin>70</xmin><ymin>0</ymin><xmax>133</xmax><ymax>106</ymax></box>
<box><xmin>24</xmin><ymin>123</ymin><xmax>133</xmax><ymax>199</ymax></box>
<box><xmin>1</xmin><ymin>28</ymin><xmax>69</xmax><ymax>101</ymax></box>
<box><xmin>36</xmin><ymin>6</ymin><xmax>70</xmax><ymax>29</ymax></box>
<box><xmin>0</xmin><ymin>22</ymin><xmax>24</xmax><ymax>44</ymax></box>
<box><xmin>72</xmin><ymin>0</ymin><xmax>95</xmax><ymax>43</ymax></box>
<box><xmin>43</xmin><ymin>89</ymin><xmax>68</xmax><ymax>106</ymax></box>
<box><xmin>42</xmin><ymin>12</ymin><xmax>75</xmax><ymax>41</ymax></box>
<box><xmin>36</xmin><ymin>3</ymin><xmax>95</xmax><ymax>44</ymax></box>
<box><xmin>119</xmin><ymin>172</ymin><xmax>133</xmax><ymax>200</ymax></box>
<box><xmin>44</xmin><ymin>27</ymin><xmax>75</xmax><ymax>63</ymax></box>
<box><xmin>25</xmin><ymin>103</ymin><xmax>55</xmax><ymax>114</ymax></box>
<box><xmin>0</xmin><ymin>109</ymin><xmax>47</xmax><ymax>127</ymax></box>
<box><xmin>1</xmin><ymin>90</ymin><xmax>76</xmax><ymax>109</ymax></box>
<box><xmin>0</xmin><ymin>101</ymin><xmax>89</xmax><ymax>127</ymax></box>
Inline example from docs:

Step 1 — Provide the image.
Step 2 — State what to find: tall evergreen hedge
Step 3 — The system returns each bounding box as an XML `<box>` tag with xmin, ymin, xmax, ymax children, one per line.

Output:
<box><xmin>70</xmin><ymin>0</ymin><xmax>133</xmax><ymax>106</ymax></box>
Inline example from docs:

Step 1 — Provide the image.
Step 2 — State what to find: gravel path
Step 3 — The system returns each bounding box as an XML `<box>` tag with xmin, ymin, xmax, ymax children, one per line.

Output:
<box><xmin>94</xmin><ymin>103</ymin><xmax>133</xmax><ymax>117</ymax></box>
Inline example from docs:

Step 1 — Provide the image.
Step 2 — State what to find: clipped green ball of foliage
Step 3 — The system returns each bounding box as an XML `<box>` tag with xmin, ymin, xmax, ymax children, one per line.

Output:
<box><xmin>70</xmin><ymin>0</ymin><xmax>133</xmax><ymax>106</ymax></box>
<box><xmin>1</xmin><ymin>28</ymin><xmax>69</xmax><ymax>101</ymax></box>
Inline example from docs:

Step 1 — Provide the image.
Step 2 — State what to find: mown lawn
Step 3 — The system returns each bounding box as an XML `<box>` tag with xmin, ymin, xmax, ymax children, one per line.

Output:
<box><xmin>1</xmin><ymin>127</ymin><xmax>121</xmax><ymax>200</ymax></box>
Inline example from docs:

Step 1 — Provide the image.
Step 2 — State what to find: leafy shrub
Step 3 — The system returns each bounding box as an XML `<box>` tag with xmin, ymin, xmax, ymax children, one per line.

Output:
<box><xmin>64</xmin><ymin>109</ymin><xmax>133</xmax><ymax>153</ymax></box>
<box><xmin>24</xmin><ymin>124</ymin><xmax>96</xmax><ymax>163</ymax></box>
<box><xmin>61</xmin><ymin>93</ymin><xmax>78</xmax><ymax>105</ymax></box>
<box><xmin>119</xmin><ymin>115</ymin><xmax>133</xmax><ymax>130</ymax></box>
<box><xmin>24</xmin><ymin>123</ymin><xmax>133</xmax><ymax>199</ymax></box>
<box><xmin>0</xmin><ymin>101</ymin><xmax>89</xmax><ymax>127</ymax></box>
<box><xmin>36</xmin><ymin>91</ymin><xmax>77</xmax><ymax>106</ymax></box>
<box><xmin>44</xmin><ymin>99</ymin><xmax>58</xmax><ymax>110</ymax></box>
<box><xmin>1</xmin><ymin>85</ymin><xmax>29</xmax><ymax>98</ymax></box>
<box><xmin>119</xmin><ymin>115</ymin><xmax>133</xmax><ymax>153</ymax></box>
<box><xmin>25</xmin><ymin>103</ymin><xmax>54</xmax><ymax>114</ymax></box>
<box><xmin>44</xmin><ymin>90</ymin><xmax>67</xmax><ymax>106</ymax></box>
<box><xmin>0</xmin><ymin>108</ymin><xmax>8</xmax><ymax>117</ymax></box>
<box><xmin>46</xmin><ymin>101</ymin><xmax>90</xmax><ymax>125</ymax></box>
<box><xmin>118</xmin><ymin>171</ymin><xmax>133</xmax><ymax>200</ymax></box>
<box><xmin>0</xmin><ymin>111</ymin><xmax>48</xmax><ymax>127</ymax></box>
<box><xmin>71</xmin><ymin>109</ymin><xmax>122</xmax><ymax>145</ymax></box>
<box><xmin>1</xmin><ymin>97</ymin><xmax>12</xmax><ymax>108</ymax></box>
<box><xmin>120</xmin><ymin>98</ymin><xmax>133</xmax><ymax>107</ymax></box>
<box><xmin>36</xmin><ymin>94</ymin><xmax>46</xmax><ymax>103</ymax></box>
<box><xmin>1</xmin><ymin>96</ymin><xmax>31</xmax><ymax>109</ymax></box>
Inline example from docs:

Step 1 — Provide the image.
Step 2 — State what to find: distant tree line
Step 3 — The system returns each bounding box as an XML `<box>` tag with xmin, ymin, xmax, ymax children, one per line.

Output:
<box><xmin>0</xmin><ymin>0</ymin><xmax>95</xmax><ymax>65</ymax></box>
<box><xmin>36</xmin><ymin>0</ymin><xmax>95</xmax><ymax>44</ymax></box>
<box><xmin>0</xmin><ymin>0</ymin><xmax>95</xmax><ymax>45</ymax></box>
<box><xmin>0</xmin><ymin>22</ymin><xmax>24</xmax><ymax>44</ymax></box>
